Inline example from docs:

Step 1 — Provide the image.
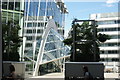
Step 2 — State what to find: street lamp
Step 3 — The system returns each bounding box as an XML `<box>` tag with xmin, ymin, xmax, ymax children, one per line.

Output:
<box><xmin>72</xmin><ymin>19</ymin><xmax>97</xmax><ymax>61</ymax></box>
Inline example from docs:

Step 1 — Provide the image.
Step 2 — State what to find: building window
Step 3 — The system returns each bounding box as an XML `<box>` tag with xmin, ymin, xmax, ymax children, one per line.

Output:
<box><xmin>9</xmin><ymin>2</ymin><xmax>14</xmax><ymax>10</ymax></box>
<box><xmin>26</xmin><ymin>36</ymin><xmax>32</xmax><ymax>40</ymax></box>
<box><xmin>108</xmin><ymin>50</ymin><xmax>118</xmax><ymax>54</ymax></box>
<box><xmin>100</xmin><ymin>50</ymin><xmax>104</xmax><ymax>54</ymax></box>
<box><xmin>26</xmin><ymin>30</ymin><xmax>32</xmax><ymax>33</ymax></box>
<box><xmin>33</xmin><ymin>29</ymin><xmax>36</xmax><ymax>33</ymax></box>
<box><xmin>41</xmin><ymin>23</ymin><xmax>44</xmax><ymax>26</ymax></box>
<box><xmin>27</xmin><ymin>23</ymin><xmax>32</xmax><ymax>27</ymax></box>
<box><xmin>110</xmin><ymin>35</ymin><xmax>119</xmax><ymax>39</ymax></box>
<box><xmin>33</xmin><ymin>23</ymin><xmax>37</xmax><ymax>27</ymax></box>
<box><xmin>26</xmin><ymin>43</ymin><xmax>32</xmax><ymax>47</ymax></box>
<box><xmin>37</xmin><ymin>29</ymin><xmax>43</xmax><ymax>33</ymax></box>
<box><xmin>100</xmin><ymin>43</ymin><xmax>119</xmax><ymax>47</ymax></box>
<box><xmin>112</xmin><ymin>58</ymin><xmax>119</xmax><ymax>61</ymax></box>
<box><xmin>38</xmin><ymin>23</ymin><xmax>41</xmax><ymax>27</ymax></box>
<box><xmin>101</xmin><ymin>58</ymin><xmax>119</xmax><ymax>62</ymax></box>
<box><xmin>38</xmin><ymin>23</ymin><xmax>44</xmax><ymax>27</ymax></box>
<box><xmin>37</xmin><ymin>36</ymin><xmax>42</xmax><ymax>40</ymax></box>
<box><xmin>98</xmin><ymin>27</ymin><xmax>120</xmax><ymax>32</ymax></box>
<box><xmin>15</xmin><ymin>2</ymin><xmax>20</xmax><ymax>11</ymax></box>
<box><xmin>100</xmin><ymin>50</ymin><xmax>118</xmax><ymax>54</ymax></box>
<box><xmin>2</xmin><ymin>2</ymin><xmax>7</xmax><ymax>9</ymax></box>
<box><xmin>97</xmin><ymin>20</ymin><xmax>120</xmax><ymax>25</ymax></box>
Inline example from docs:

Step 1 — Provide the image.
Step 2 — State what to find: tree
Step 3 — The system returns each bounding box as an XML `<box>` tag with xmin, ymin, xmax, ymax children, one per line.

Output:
<box><xmin>63</xmin><ymin>19</ymin><xmax>110</xmax><ymax>62</ymax></box>
<box><xmin>2</xmin><ymin>20</ymin><xmax>22</xmax><ymax>61</ymax></box>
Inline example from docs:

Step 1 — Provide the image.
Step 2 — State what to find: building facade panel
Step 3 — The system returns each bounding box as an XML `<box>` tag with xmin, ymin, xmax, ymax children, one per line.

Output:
<box><xmin>90</xmin><ymin>12</ymin><xmax>120</xmax><ymax>72</ymax></box>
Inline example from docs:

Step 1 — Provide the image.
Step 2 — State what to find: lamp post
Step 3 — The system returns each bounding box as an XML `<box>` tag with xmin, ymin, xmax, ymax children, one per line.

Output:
<box><xmin>72</xmin><ymin>19</ymin><xmax>97</xmax><ymax>62</ymax></box>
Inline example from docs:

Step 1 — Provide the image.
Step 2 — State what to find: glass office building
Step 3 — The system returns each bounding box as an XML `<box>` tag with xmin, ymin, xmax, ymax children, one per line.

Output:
<box><xmin>1</xmin><ymin>0</ymin><xmax>24</xmax><ymax>27</ymax></box>
<box><xmin>1</xmin><ymin>0</ymin><xmax>24</xmax><ymax>60</ymax></box>
<box><xmin>23</xmin><ymin>0</ymin><xmax>70</xmax><ymax>76</ymax></box>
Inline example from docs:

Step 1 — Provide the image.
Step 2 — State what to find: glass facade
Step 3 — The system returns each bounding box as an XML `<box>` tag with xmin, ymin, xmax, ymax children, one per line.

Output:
<box><xmin>25</xmin><ymin>0</ymin><xmax>66</xmax><ymax>28</ymax></box>
<box><xmin>1</xmin><ymin>0</ymin><xmax>24</xmax><ymax>23</ymax></box>
<box><xmin>25</xmin><ymin>26</ymin><xmax>70</xmax><ymax>75</ymax></box>
<box><xmin>23</xmin><ymin>0</ymin><xmax>69</xmax><ymax>76</ymax></box>
<box><xmin>1</xmin><ymin>0</ymin><xmax>24</xmax><ymax>60</ymax></box>
<box><xmin>42</xmin><ymin>29</ymin><xmax>70</xmax><ymax>63</ymax></box>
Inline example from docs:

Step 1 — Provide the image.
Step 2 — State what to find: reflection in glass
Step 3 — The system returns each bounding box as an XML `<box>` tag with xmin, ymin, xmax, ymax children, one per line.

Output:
<box><xmin>2</xmin><ymin>2</ymin><xmax>7</xmax><ymax>9</ymax></box>
<box><xmin>9</xmin><ymin>2</ymin><xmax>14</xmax><ymax>10</ymax></box>
<box><xmin>15</xmin><ymin>2</ymin><xmax>20</xmax><ymax>11</ymax></box>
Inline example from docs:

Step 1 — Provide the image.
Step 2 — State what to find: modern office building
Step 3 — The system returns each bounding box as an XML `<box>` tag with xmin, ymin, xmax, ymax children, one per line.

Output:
<box><xmin>90</xmin><ymin>12</ymin><xmax>120</xmax><ymax>72</ymax></box>
<box><xmin>1</xmin><ymin>0</ymin><xmax>24</xmax><ymax>60</ymax></box>
<box><xmin>23</xmin><ymin>0</ymin><xmax>70</xmax><ymax>76</ymax></box>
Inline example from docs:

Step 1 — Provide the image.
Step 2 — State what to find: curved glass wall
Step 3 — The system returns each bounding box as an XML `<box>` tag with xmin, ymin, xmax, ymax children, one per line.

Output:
<box><xmin>24</xmin><ymin>0</ymin><xmax>68</xmax><ymax>75</ymax></box>
<box><xmin>25</xmin><ymin>27</ymin><xmax>70</xmax><ymax>74</ymax></box>
<box><xmin>41</xmin><ymin>28</ymin><xmax>70</xmax><ymax>63</ymax></box>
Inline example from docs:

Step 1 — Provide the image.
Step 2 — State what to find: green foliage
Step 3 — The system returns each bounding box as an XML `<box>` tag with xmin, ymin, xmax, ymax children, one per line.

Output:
<box><xmin>63</xmin><ymin>19</ymin><xmax>110</xmax><ymax>62</ymax></box>
<box><xmin>55</xmin><ymin>22</ymin><xmax>60</xmax><ymax>27</ymax></box>
<box><xmin>63</xmin><ymin>38</ymin><xmax>73</xmax><ymax>45</ymax></box>
<box><xmin>2</xmin><ymin>21</ymin><xmax>22</xmax><ymax>61</ymax></box>
<box><xmin>98</xmin><ymin>33</ymin><xmax>110</xmax><ymax>42</ymax></box>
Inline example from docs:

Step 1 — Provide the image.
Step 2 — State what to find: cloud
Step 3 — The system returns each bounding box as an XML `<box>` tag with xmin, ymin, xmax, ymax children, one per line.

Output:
<box><xmin>106</xmin><ymin>0</ymin><xmax>118</xmax><ymax>4</ymax></box>
<box><xmin>105</xmin><ymin>0</ymin><xmax>118</xmax><ymax>7</ymax></box>
<box><xmin>106</xmin><ymin>4</ymin><xmax>114</xmax><ymax>7</ymax></box>
<box><xmin>64</xmin><ymin>29</ymin><xmax>70</xmax><ymax>38</ymax></box>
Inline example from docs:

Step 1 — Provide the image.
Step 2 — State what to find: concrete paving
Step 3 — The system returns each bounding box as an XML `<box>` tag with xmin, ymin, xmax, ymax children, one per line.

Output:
<box><xmin>25</xmin><ymin>72</ymin><xmax>120</xmax><ymax>80</ymax></box>
<box><xmin>25</xmin><ymin>73</ymin><xmax>64</xmax><ymax>80</ymax></box>
<box><xmin>104</xmin><ymin>73</ymin><xmax>120</xmax><ymax>80</ymax></box>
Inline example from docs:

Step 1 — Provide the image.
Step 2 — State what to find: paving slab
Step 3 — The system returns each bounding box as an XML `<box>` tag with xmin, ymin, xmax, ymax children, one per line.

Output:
<box><xmin>25</xmin><ymin>72</ymin><xmax>120</xmax><ymax>80</ymax></box>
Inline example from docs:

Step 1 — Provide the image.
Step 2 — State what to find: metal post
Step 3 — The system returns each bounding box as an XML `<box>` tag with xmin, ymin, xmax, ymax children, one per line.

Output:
<box><xmin>0</xmin><ymin>0</ymin><xmax>2</xmax><ymax>79</ymax></box>
<box><xmin>72</xmin><ymin>19</ymin><xmax>76</xmax><ymax>61</ymax></box>
<box><xmin>7</xmin><ymin>22</ymin><xmax>11</xmax><ymax>60</ymax></box>
<box><xmin>92</xmin><ymin>21</ymin><xmax>97</xmax><ymax>61</ymax></box>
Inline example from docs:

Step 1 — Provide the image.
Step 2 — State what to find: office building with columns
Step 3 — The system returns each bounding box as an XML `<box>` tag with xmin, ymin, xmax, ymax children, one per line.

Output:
<box><xmin>90</xmin><ymin>12</ymin><xmax>120</xmax><ymax>72</ymax></box>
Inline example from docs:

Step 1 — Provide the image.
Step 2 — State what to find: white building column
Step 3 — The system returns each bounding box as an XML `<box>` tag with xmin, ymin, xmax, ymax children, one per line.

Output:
<box><xmin>22</xmin><ymin>37</ymin><xmax>26</xmax><ymax>61</ymax></box>
<box><xmin>0</xmin><ymin>0</ymin><xmax>2</xmax><ymax>79</ymax></box>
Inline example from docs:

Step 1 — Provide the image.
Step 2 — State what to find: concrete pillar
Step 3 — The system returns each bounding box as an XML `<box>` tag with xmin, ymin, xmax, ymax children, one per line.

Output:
<box><xmin>0</xmin><ymin>0</ymin><xmax>2</xmax><ymax>79</ymax></box>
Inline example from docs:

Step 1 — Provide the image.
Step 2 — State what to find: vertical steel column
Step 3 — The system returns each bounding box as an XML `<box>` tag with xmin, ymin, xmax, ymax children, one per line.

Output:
<box><xmin>0</xmin><ymin>0</ymin><xmax>2</xmax><ymax>79</ymax></box>
<box><xmin>92</xmin><ymin>21</ymin><xmax>97</xmax><ymax>61</ymax></box>
<box><xmin>72</xmin><ymin>19</ymin><xmax>77</xmax><ymax>61</ymax></box>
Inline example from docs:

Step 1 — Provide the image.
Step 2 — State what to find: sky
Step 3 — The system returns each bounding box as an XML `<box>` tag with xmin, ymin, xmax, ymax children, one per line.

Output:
<box><xmin>64</xmin><ymin>0</ymin><xmax>119</xmax><ymax>37</ymax></box>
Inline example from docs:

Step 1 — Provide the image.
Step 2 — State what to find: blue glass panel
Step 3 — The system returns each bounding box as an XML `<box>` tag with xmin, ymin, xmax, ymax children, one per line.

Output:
<box><xmin>42</xmin><ymin>28</ymin><xmax>70</xmax><ymax>63</ymax></box>
<box><xmin>42</xmin><ymin>54</ymin><xmax>51</xmax><ymax>62</ymax></box>
<box><xmin>44</xmin><ymin>42</ymin><xmax>56</xmax><ymax>51</ymax></box>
